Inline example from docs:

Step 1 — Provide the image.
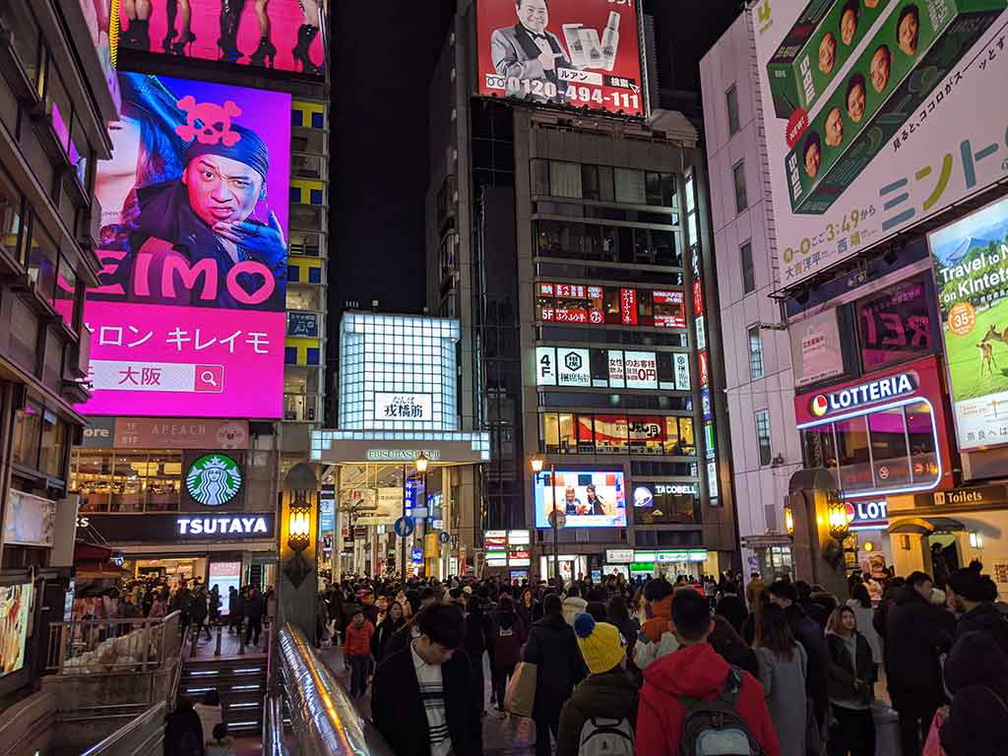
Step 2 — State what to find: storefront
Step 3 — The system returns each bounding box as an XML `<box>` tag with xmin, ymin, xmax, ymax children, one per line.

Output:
<box><xmin>598</xmin><ymin>548</ymin><xmax>717</xmax><ymax>581</ymax></box>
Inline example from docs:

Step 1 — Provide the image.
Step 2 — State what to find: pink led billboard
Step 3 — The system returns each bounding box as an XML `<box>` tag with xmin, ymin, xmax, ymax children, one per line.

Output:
<box><xmin>79</xmin><ymin>73</ymin><xmax>291</xmax><ymax>419</ymax></box>
<box><xmin>119</xmin><ymin>0</ymin><xmax>324</xmax><ymax>75</ymax></box>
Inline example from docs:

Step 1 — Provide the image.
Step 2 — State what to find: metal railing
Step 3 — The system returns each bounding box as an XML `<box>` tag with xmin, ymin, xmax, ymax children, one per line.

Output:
<box><xmin>78</xmin><ymin>701</ymin><xmax>168</xmax><ymax>756</ymax></box>
<box><xmin>47</xmin><ymin>611</ymin><xmax>181</xmax><ymax>673</ymax></box>
<box><xmin>271</xmin><ymin>623</ymin><xmax>393</xmax><ymax>756</ymax></box>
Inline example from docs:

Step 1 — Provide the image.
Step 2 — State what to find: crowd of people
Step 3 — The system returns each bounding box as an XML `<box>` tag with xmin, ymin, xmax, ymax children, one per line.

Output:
<box><xmin>72</xmin><ymin>575</ymin><xmax>277</xmax><ymax>649</ymax></box>
<box><xmin>310</xmin><ymin>561</ymin><xmax>1008</xmax><ymax>756</ymax></box>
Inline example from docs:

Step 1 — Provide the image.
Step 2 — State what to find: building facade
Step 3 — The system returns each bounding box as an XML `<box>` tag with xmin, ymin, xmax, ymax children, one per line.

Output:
<box><xmin>700</xmin><ymin>13</ymin><xmax>803</xmax><ymax>579</ymax></box>
<box><xmin>0</xmin><ymin>0</ymin><xmax>119</xmax><ymax>700</ymax></box>
<box><xmin>703</xmin><ymin>0</ymin><xmax>1008</xmax><ymax>591</ymax></box>
<box><xmin>425</xmin><ymin>1</ymin><xmax>739</xmax><ymax>580</ymax></box>
<box><xmin>64</xmin><ymin>2</ymin><xmax>330</xmax><ymax>630</ymax></box>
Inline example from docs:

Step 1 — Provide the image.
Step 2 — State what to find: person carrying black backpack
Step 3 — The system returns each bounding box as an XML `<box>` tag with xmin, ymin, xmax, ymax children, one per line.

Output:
<box><xmin>164</xmin><ymin>700</ymin><xmax>204</xmax><ymax>756</ymax></box>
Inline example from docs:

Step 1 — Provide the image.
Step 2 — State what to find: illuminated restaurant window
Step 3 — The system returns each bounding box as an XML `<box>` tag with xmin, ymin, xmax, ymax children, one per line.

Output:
<box><xmin>577</xmin><ymin>415</ymin><xmax>595</xmax><ymax>454</ymax></box>
<box><xmin>72</xmin><ymin>451</ymin><xmax>184</xmax><ymax>513</ymax></box>
<box><xmin>868</xmin><ymin>407</ymin><xmax>911</xmax><ymax>485</ymax></box>
<box><xmin>835</xmin><ymin>416</ymin><xmax>871</xmax><ymax>491</ymax></box>
<box><xmin>595</xmin><ymin>415</ymin><xmax>629</xmax><ymax>454</ymax></box>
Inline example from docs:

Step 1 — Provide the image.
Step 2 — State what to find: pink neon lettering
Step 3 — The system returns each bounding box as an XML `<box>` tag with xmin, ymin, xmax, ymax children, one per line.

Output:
<box><xmin>163</xmin><ymin>256</ymin><xmax>217</xmax><ymax>300</ymax></box>
<box><xmin>227</xmin><ymin>261</ymin><xmax>274</xmax><ymax>305</ymax></box>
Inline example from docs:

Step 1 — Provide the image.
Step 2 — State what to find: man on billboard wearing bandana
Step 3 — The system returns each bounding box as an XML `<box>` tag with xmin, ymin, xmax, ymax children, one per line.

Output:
<box><xmin>128</xmin><ymin>110</ymin><xmax>287</xmax><ymax>311</ymax></box>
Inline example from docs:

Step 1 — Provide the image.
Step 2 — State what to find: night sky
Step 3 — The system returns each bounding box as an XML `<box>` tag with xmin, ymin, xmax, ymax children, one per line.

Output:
<box><xmin>328</xmin><ymin>2</ymin><xmax>456</xmax><ymax>321</ymax></box>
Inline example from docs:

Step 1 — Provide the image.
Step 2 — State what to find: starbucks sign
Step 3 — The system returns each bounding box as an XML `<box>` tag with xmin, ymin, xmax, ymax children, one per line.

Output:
<box><xmin>185</xmin><ymin>454</ymin><xmax>243</xmax><ymax>507</ymax></box>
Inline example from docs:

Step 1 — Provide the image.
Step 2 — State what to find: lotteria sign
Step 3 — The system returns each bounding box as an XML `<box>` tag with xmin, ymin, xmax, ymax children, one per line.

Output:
<box><xmin>844</xmin><ymin>500</ymin><xmax>889</xmax><ymax>530</ymax></box>
<box><xmin>809</xmin><ymin>373</ymin><xmax>917</xmax><ymax>419</ymax></box>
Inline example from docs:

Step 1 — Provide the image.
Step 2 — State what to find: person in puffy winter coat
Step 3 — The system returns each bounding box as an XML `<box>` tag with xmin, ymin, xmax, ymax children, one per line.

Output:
<box><xmin>343</xmin><ymin>608</ymin><xmax>374</xmax><ymax>698</ymax></box>
<box><xmin>490</xmin><ymin>595</ymin><xmax>525</xmax><ymax>711</ymax></box>
<box><xmin>556</xmin><ymin>615</ymin><xmax>638</xmax><ymax>756</ymax></box>
<box><xmin>939</xmin><ymin>630</ymin><xmax>1008</xmax><ymax>756</ymax></box>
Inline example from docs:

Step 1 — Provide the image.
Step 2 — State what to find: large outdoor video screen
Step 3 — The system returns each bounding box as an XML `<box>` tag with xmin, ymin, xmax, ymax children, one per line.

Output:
<box><xmin>929</xmin><ymin>195</ymin><xmax>1008</xmax><ymax>451</ymax></box>
<box><xmin>118</xmin><ymin>0</ymin><xmax>325</xmax><ymax>75</ymax></box>
<box><xmin>534</xmin><ymin>470</ymin><xmax>626</xmax><ymax>528</ymax></box>
<box><xmin>79</xmin><ymin>73</ymin><xmax>291</xmax><ymax>419</ymax></box>
<box><xmin>0</xmin><ymin>583</ymin><xmax>32</xmax><ymax>677</ymax></box>
<box><xmin>750</xmin><ymin>0</ymin><xmax>1007</xmax><ymax>290</ymax></box>
<box><xmin>476</xmin><ymin>0</ymin><xmax>645</xmax><ymax>117</ymax></box>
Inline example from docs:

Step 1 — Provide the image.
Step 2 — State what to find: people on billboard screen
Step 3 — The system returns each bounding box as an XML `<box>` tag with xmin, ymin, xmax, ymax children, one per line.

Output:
<box><xmin>534</xmin><ymin>471</ymin><xmax>626</xmax><ymax>528</ymax></box>
<box><xmin>119</xmin><ymin>0</ymin><xmax>324</xmax><ymax>74</ymax></box>
<box><xmin>79</xmin><ymin>73</ymin><xmax>291</xmax><ymax>419</ymax></box>
<box><xmin>491</xmin><ymin>0</ymin><xmax>572</xmax><ymax>103</ymax></box>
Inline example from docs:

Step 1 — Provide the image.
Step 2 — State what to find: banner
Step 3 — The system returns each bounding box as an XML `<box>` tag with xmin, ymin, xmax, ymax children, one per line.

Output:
<box><xmin>119</xmin><ymin>0</ymin><xmax>324</xmax><ymax>75</ymax></box>
<box><xmin>476</xmin><ymin>0</ymin><xmax>645</xmax><ymax>117</ymax></box>
<box><xmin>790</xmin><ymin>309</ymin><xmax>845</xmax><ymax>387</ymax></box>
<box><xmin>80</xmin><ymin>73</ymin><xmax>291</xmax><ymax>419</ymax></box>
<box><xmin>928</xmin><ymin>195</ymin><xmax>1008</xmax><ymax>450</ymax></box>
<box><xmin>751</xmin><ymin>0</ymin><xmax>1008</xmax><ymax>289</ymax></box>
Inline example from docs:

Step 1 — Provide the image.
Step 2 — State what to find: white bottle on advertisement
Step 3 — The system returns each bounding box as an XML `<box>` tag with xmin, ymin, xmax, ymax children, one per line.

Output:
<box><xmin>600</xmin><ymin>10</ymin><xmax>620</xmax><ymax>71</ymax></box>
<box><xmin>562</xmin><ymin>23</ymin><xmax>590</xmax><ymax>68</ymax></box>
<box><xmin>578</xmin><ymin>27</ymin><xmax>604</xmax><ymax>69</ymax></box>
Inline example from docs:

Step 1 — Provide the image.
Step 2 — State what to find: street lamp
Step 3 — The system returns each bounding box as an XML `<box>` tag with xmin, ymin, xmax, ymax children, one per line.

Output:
<box><xmin>529</xmin><ymin>456</ymin><xmax>560</xmax><ymax>584</ymax></box>
<box><xmin>783</xmin><ymin>501</ymin><xmax>795</xmax><ymax>537</ymax></box>
<box><xmin>415</xmin><ymin>454</ymin><xmax>430</xmax><ymax>577</ymax></box>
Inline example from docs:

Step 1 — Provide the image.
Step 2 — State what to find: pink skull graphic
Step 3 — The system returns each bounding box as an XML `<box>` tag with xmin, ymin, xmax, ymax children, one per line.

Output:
<box><xmin>175</xmin><ymin>96</ymin><xmax>243</xmax><ymax>147</ymax></box>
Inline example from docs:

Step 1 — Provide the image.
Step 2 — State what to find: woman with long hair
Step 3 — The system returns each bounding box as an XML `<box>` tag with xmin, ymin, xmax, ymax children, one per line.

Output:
<box><xmin>709</xmin><ymin>614</ymin><xmax>759</xmax><ymax>677</ymax></box>
<box><xmin>753</xmin><ymin>603</ymin><xmax>808</xmax><ymax>756</ymax></box>
<box><xmin>846</xmin><ymin>583</ymin><xmax>882</xmax><ymax>677</ymax></box>
<box><xmin>370</xmin><ymin>600</ymin><xmax>405</xmax><ymax>664</ymax></box>
<box><xmin>825</xmin><ymin>606</ymin><xmax>875</xmax><ymax>756</ymax></box>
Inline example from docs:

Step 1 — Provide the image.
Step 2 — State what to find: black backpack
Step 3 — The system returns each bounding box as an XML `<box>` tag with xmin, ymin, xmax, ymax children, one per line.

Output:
<box><xmin>677</xmin><ymin>666</ymin><xmax>764</xmax><ymax>756</ymax></box>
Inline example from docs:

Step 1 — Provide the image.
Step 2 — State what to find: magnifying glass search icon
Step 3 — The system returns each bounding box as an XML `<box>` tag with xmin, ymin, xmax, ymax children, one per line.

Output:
<box><xmin>200</xmin><ymin>370</ymin><xmax>218</xmax><ymax>387</ymax></box>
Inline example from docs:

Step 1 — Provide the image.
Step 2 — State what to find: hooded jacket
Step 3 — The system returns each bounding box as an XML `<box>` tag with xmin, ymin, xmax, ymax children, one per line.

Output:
<box><xmin>635</xmin><ymin>643</ymin><xmax>780</xmax><ymax>756</ymax></box>
<box><xmin>634</xmin><ymin>595</ymin><xmax>679</xmax><ymax>670</ymax></box>
<box><xmin>940</xmin><ymin>631</ymin><xmax>1008</xmax><ymax>755</ymax></box>
<box><xmin>955</xmin><ymin>602</ymin><xmax>1008</xmax><ymax>658</ymax></box>
<box><xmin>556</xmin><ymin>667</ymin><xmax>639</xmax><ymax>756</ymax></box>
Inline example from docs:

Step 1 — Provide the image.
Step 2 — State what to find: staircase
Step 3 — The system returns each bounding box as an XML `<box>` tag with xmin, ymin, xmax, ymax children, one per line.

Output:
<box><xmin>178</xmin><ymin>652</ymin><xmax>268</xmax><ymax>736</ymax></box>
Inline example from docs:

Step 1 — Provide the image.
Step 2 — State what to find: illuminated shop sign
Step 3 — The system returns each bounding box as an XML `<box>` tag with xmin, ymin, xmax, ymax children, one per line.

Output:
<box><xmin>185</xmin><ymin>454</ymin><xmax>243</xmax><ymax>507</ymax></box>
<box><xmin>845</xmin><ymin>499</ymin><xmax>889</xmax><ymax>530</ymax></box>
<box><xmin>536</xmin><ymin>346</ymin><xmax>690</xmax><ymax>391</ymax></box>
<box><xmin>809</xmin><ymin>373</ymin><xmax>917</xmax><ymax>419</ymax></box>
<box><xmin>364</xmin><ymin>448</ymin><xmax>443</xmax><ymax>462</ymax></box>
<box><xmin>177</xmin><ymin>515</ymin><xmax>270</xmax><ymax>536</ymax></box>
<box><xmin>535</xmin><ymin>283</ymin><xmax>687</xmax><ymax>329</ymax></box>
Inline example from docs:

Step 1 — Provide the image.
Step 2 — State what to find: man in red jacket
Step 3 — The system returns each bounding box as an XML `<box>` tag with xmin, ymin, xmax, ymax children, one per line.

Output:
<box><xmin>635</xmin><ymin>590</ymin><xmax>780</xmax><ymax>756</ymax></box>
<box><xmin>343</xmin><ymin>607</ymin><xmax>375</xmax><ymax>698</ymax></box>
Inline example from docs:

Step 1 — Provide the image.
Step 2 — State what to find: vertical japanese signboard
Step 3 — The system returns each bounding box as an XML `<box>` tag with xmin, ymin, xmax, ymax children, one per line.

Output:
<box><xmin>751</xmin><ymin>0</ymin><xmax>1008</xmax><ymax>289</ymax></box>
<box><xmin>80</xmin><ymin>73</ymin><xmax>291</xmax><ymax>418</ymax></box>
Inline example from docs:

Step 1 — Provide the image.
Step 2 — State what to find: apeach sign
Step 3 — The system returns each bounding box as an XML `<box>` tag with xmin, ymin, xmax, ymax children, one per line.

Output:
<box><xmin>810</xmin><ymin>373</ymin><xmax>917</xmax><ymax>418</ymax></box>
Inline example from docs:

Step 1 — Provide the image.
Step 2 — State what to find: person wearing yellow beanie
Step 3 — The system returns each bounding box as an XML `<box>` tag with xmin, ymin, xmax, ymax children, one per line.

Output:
<box><xmin>556</xmin><ymin>614</ymin><xmax>639</xmax><ymax>756</ymax></box>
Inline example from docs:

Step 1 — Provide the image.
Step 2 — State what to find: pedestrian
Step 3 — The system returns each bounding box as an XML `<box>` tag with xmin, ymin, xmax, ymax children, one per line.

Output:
<box><xmin>945</xmin><ymin>564</ymin><xmax>1008</xmax><ymax>656</ymax></box>
<box><xmin>206</xmin><ymin>723</ymin><xmax>235</xmax><ymax>756</ymax></box>
<box><xmin>190</xmin><ymin>588</ymin><xmax>211</xmax><ymax>642</ymax></box>
<box><xmin>463</xmin><ymin>594</ymin><xmax>493</xmax><ymax>714</ymax></box>
<box><xmin>710</xmin><ymin>614</ymin><xmax>760</xmax><ymax>677</ymax></box>
<box><xmin>372</xmin><ymin>600</ymin><xmax>406</xmax><ymax>664</ymax></box>
<box><xmin>635</xmin><ymin>589</ymin><xmax>780</xmax><ymax>755</ymax></box>
<box><xmin>753</xmin><ymin>603</ymin><xmax>807</xmax><ymax>756</ymax></box>
<box><xmin>164</xmin><ymin>699</ymin><xmax>204</xmax><ymax>756</ymax></box>
<box><xmin>767</xmin><ymin>579</ymin><xmax>829</xmax><ymax>743</ymax></box>
<box><xmin>884</xmin><ymin>571</ymin><xmax>953</xmax><ymax>756</ymax></box>
<box><xmin>562</xmin><ymin>585</ymin><xmax>587</xmax><ymax>626</ymax></box>
<box><xmin>716</xmin><ymin>581</ymin><xmax>749</xmax><ymax>634</ymax></box>
<box><xmin>209</xmin><ymin>584</ymin><xmax>220</xmax><ymax>626</ymax></box>
<box><xmin>343</xmin><ymin>608</ymin><xmax>375</xmax><ymax>698</ymax></box>
<box><xmin>824</xmin><ymin>606</ymin><xmax>875</xmax><ymax>756</ymax></box>
<box><xmin>523</xmin><ymin>593</ymin><xmax>588</xmax><ymax>756</ymax></box>
<box><xmin>939</xmin><ymin>630</ymin><xmax>1008</xmax><ymax>755</ymax></box>
<box><xmin>372</xmin><ymin>603</ymin><xmax>483</xmax><ymax>756</ymax></box>
<box><xmin>746</xmin><ymin>571</ymin><xmax>767</xmax><ymax>611</ymax></box>
<box><xmin>845</xmin><ymin>584</ymin><xmax>882</xmax><ymax>676</ymax></box>
<box><xmin>490</xmin><ymin>595</ymin><xmax>525</xmax><ymax>713</ymax></box>
<box><xmin>633</xmin><ymin>578</ymin><xmax>679</xmax><ymax>671</ymax></box>
<box><xmin>556</xmin><ymin>614</ymin><xmax>638</xmax><ymax>756</ymax></box>
<box><xmin>193</xmin><ymin>688</ymin><xmax>224</xmax><ymax>749</ymax></box>
<box><xmin>228</xmin><ymin>586</ymin><xmax>241</xmax><ymax>635</ymax></box>
<box><xmin>244</xmin><ymin>586</ymin><xmax>263</xmax><ymax>647</ymax></box>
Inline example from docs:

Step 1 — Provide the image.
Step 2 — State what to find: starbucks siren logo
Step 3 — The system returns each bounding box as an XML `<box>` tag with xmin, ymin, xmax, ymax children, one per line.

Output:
<box><xmin>186</xmin><ymin>454</ymin><xmax>242</xmax><ymax>507</ymax></box>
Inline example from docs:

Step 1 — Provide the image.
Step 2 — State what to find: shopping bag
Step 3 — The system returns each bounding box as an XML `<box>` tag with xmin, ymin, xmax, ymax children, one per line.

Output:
<box><xmin>922</xmin><ymin>706</ymin><xmax>949</xmax><ymax>756</ymax></box>
<box><xmin>503</xmin><ymin>661</ymin><xmax>537</xmax><ymax>718</ymax></box>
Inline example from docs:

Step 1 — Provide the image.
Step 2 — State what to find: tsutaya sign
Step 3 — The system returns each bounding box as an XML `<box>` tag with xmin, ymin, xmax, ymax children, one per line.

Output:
<box><xmin>809</xmin><ymin>373</ymin><xmax>917</xmax><ymax>419</ymax></box>
<box><xmin>177</xmin><ymin>516</ymin><xmax>269</xmax><ymax>537</ymax></box>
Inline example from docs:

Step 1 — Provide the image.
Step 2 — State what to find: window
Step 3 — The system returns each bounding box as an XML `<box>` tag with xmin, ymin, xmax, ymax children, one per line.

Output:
<box><xmin>532</xmin><ymin>159</ymin><xmax>550</xmax><ymax>195</ymax></box>
<box><xmin>755</xmin><ymin>410</ymin><xmax>772</xmax><ymax>466</ymax></box>
<box><xmin>27</xmin><ymin>220</ymin><xmax>58</xmax><ymax>303</ymax></box>
<box><xmin>0</xmin><ymin>0</ymin><xmax>41</xmax><ymax>89</ymax></box>
<box><xmin>39</xmin><ymin>410</ymin><xmax>67</xmax><ymax>478</ymax></box>
<box><xmin>54</xmin><ymin>256</ymin><xmax>77</xmax><ymax>328</ymax></box>
<box><xmin>733</xmin><ymin>161</ymin><xmax>748</xmax><ymax>213</ymax></box>
<box><xmin>726</xmin><ymin>85</ymin><xmax>740</xmax><ymax>136</ymax></box>
<box><xmin>614</xmin><ymin>168</ymin><xmax>646</xmax><ymax>204</ymax></box>
<box><xmin>740</xmin><ymin>241</ymin><xmax>755</xmax><ymax>294</ymax></box>
<box><xmin>581</xmin><ymin>165</ymin><xmax>600</xmax><ymax>200</ymax></box>
<box><xmin>0</xmin><ymin>168</ymin><xmax>23</xmax><ymax>265</ymax></box>
<box><xmin>11</xmin><ymin>402</ymin><xmax>42</xmax><ymax>468</ymax></box>
<box><xmin>597</xmin><ymin>166</ymin><xmax>615</xmax><ymax>202</ymax></box>
<box><xmin>748</xmin><ymin>326</ymin><xmax>764</xmax><ymax>379</ymax></box>
<box><xmin>71</xmin><ymin>451</ymin><xmax>184</xmax><ymax>512</ymax></box>
<box><xmin>549</xmin><ymin>161</ymin><xmax>582</xmax><ymax>198</ymax></box>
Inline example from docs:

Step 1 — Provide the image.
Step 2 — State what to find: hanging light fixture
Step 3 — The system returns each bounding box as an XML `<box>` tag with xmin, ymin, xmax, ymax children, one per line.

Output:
<box><xmin>827</xmin><ymin>498</ymin><xmax>849</xmax><ymax>540</ymax></box>
<box><xmin>784</xmin><ymin>502</ymin><xmax>795</xmax><ymax>537</ymax></box>
<box><xmin>287</xmin><ymin>489</ymin><xmax>312</xmax><ymax>554</ymax></box>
